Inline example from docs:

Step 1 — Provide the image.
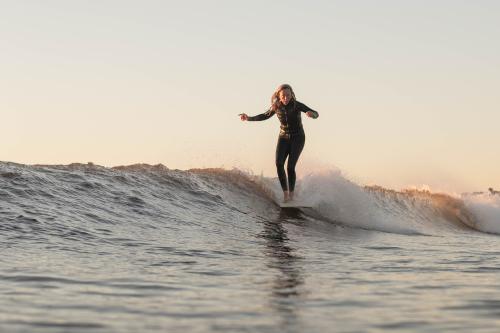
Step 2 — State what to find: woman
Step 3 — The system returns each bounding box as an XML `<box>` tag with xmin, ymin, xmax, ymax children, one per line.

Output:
<box><xmin>240</xmin><ymin>84</ymin><xmax>319</xmax><ymax>202</ymax></box>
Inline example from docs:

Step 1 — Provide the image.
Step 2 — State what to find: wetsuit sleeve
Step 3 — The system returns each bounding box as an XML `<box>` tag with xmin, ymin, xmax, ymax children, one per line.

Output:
<box><xmin>297</xmin><ymin>102</ymin><xmax>319</xmax><ymax>119</ymax></box>
<box><xmin>247</xmin><ymin>109</ymin><xmax>275</xmax><ymax>121</ymax></box>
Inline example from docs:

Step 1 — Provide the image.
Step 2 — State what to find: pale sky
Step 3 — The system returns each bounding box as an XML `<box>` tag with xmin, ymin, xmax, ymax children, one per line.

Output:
<box><xmin>2</xmin><ymin>1</ymin><xmax>499</xmax><ymax>192</ymax></box>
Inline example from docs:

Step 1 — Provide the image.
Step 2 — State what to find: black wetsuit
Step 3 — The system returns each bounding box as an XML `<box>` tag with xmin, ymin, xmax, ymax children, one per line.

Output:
<box><xmin>248</xmin><ymin>100</ymin><xmax>319</xmax><ymax>192</ymax></box>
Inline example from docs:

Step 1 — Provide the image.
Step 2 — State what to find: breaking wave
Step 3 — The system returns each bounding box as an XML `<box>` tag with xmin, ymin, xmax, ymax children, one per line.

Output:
<box><xmin>0</xmin><ymin>162</ymin><xmax>498</xmax><ymax>239</ymax></box>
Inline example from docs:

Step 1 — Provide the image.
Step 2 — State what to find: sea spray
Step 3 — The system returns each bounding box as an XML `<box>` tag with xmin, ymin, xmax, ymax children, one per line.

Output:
<box><xmin>463</xmin><ymin>194</ymin><xmax>500</xmax><ymax>234</ymax></box>
<box><xmin>297</xmin><ymin>169</ymin><xmax>425</xmax><ymax>234</ymax></box>
<box><xmin>293</xmin><ymin>169</ymin><xmax>478</xmax><ymax>235</ymax></box>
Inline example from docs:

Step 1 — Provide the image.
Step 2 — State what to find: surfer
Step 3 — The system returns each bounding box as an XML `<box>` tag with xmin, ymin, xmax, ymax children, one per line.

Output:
<box><xmin>239</xmin><ymin>84</ymin><xmax>319</xmax><ymax>202</ymax></box>
<box><xmin>489</xmin><ymin>188</ymin><xmax>499</xmax><ymax>196</ymax></box>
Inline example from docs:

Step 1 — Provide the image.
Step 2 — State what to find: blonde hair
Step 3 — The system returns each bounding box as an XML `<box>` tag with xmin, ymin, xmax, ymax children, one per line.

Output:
<box><xmin>270</xmin><ymin>83</ymin><xmax>296</xmax><ymax>111</ymax></box>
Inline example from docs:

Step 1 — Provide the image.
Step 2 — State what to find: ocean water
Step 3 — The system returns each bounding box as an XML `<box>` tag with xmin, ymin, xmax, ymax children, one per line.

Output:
<box><xmin>1</xmin><ymin>161</ymin><xmax>500</xmax><ymax>333</ymax></box>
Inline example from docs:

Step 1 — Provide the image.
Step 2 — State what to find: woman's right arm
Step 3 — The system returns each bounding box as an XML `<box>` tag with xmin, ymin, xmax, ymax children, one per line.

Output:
<box><xmin>240</xmin><ymin>109</ymin><xmax>275</xmax><ymax>121</ymax></box>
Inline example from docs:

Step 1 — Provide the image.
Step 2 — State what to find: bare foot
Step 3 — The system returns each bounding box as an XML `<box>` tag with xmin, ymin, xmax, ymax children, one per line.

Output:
<box><xmin>283</xmin><ymin>191</ymin><xmax>290</xmax><ymax>202</ymax></box>
<box><xmin>289</xmin><ymin>191</ymin><xmax>295</xmax><ymax>201</ymax></box>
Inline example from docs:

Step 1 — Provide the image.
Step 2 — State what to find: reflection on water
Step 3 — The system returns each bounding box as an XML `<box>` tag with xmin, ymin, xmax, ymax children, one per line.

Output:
<box><xmin>259</xmin><ymin>209</ymin><xmax>305</xmax><ymax>332</ymax></box>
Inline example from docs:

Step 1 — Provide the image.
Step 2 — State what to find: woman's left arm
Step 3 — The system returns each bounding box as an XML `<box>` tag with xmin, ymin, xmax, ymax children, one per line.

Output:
<box><xmin>298</xmin><ymin>102</ymin><xmax>319</xmax><ymax>119</ymax></box>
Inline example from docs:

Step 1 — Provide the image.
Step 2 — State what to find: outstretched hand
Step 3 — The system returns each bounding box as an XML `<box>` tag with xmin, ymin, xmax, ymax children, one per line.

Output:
<box><xmin>306</xmin><ymin>111</ymin><xmax>317</xmax><ymax>119</ymax></box>
<box><xmin>239</xmin><ymin>113</ymin><xmax>248</xmax><ymax>121</ymax></box>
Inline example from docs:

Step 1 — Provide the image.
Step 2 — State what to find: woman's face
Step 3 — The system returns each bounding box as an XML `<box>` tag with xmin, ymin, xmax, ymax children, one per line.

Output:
<box><xmin>278</xmin><ymin>88</ymin><xmax>292</xmax><ymax>105</ymax></box>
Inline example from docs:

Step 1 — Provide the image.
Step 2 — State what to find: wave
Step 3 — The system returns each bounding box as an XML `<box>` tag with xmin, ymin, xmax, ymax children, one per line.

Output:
<box><xmin>281</xmin><ymin>169</ymin><xmax>477</xmax><ymax>235</ymax></box>
<box><xmin>0</xmin><ymin>161</ymin><xmax>498</xmax><ymax>238</ymax></box>
<box><xmin>462</xmin><ymin>194</ymin><xmax>500</xmax><ymax>234</ymax></box>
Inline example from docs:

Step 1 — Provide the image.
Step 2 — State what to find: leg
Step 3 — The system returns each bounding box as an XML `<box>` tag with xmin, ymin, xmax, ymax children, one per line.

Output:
<box><xmin>286</xmin><ymin>135</ymin><xmax>305</xmax><ymax>194</ymax></box>
<box><xmin>275</xmin><ymin>137</ymin><xmax>290</xmax><ymax>195</ymax></box>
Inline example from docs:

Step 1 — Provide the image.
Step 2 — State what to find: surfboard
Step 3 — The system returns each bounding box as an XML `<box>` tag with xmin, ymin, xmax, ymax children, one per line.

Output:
<box><xmin>279</xmin><ymin>202</ymin><xmax>313</xmax><ymax>209</ymax></box>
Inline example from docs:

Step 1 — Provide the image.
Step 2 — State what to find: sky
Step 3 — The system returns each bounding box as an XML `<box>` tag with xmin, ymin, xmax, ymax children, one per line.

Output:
<box><xmin>2</xmin><ymin>0</ymin><xmax>499</xmax><ymax>192</ymax></box>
